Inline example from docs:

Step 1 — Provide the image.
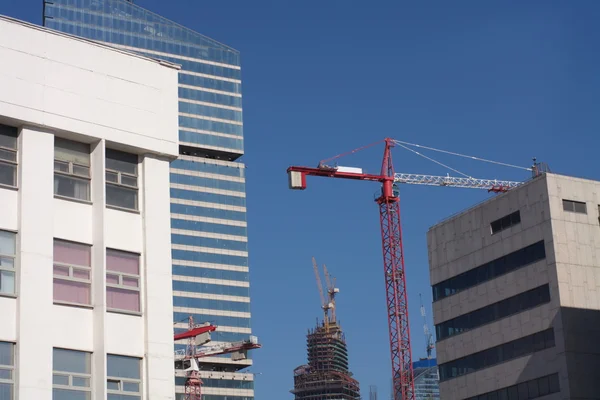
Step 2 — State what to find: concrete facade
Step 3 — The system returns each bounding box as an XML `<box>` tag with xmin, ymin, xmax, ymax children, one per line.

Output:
<box><xmin>427</xmin><ymin>173</ymin><xmax>600</xmax><ymax>400</ymax></box>
<box><xmin>0</xmin><ymin>16</ymin><xmax>178</xmax><ymax>400</ymax></box>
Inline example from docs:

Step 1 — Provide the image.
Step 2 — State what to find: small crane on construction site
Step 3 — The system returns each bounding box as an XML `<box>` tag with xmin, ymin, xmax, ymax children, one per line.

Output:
<box><xmin>287</xmin><ymin>138</ymin><xmax>545</xmax><ymax>400</ymax></box>
<box><xmin>419</xmin><ymin>294</ymin><xmax>434</xmax><ymax>360</ymax></box>
<box><xmin>312</xmin><ymin>256</ymin><xmax>340</xmax><ymax>331</ymax></box>
<box><xmin>174</xmin><ymin>316</ymin><xmax>261</xmax><ymax>400</ymax></box>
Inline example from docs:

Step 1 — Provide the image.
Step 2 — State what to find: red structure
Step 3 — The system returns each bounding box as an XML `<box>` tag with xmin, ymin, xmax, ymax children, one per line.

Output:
<box><xmin>287</xmin><ymin>138</ymin><xmax>525</xmax><ymax>400</ymax></box>
<box><xmin>174</xmin><ymin>316</ymin><xmax>261</xmax><ymax>400</ymax></box>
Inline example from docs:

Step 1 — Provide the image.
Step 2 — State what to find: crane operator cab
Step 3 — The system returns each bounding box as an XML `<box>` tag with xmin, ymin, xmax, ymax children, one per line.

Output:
<box><xmin>392</xmin><ymin>183</ymin><xmax>400</xmax><ymax>198</ymax></box>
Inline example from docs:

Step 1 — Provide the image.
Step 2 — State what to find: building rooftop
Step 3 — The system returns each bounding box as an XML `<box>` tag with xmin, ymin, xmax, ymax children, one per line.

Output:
<box><xmin>0</xmin><ymin>14</ymin><xmax>180</xmax><ymax>70</ymax></box>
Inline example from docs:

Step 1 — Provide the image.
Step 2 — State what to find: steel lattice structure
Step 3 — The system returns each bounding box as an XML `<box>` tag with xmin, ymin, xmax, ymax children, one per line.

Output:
<box><xmin>287</xmin><ymin>137</ymin><xmax>528</xmax><ymax>400</ymax></box>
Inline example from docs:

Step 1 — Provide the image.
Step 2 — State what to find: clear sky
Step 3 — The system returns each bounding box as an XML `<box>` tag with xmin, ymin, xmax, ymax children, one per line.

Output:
<box><xmin>2</xmin><ymin>0</ymin><xmax>600</xmax><ymax>399</ymax></box>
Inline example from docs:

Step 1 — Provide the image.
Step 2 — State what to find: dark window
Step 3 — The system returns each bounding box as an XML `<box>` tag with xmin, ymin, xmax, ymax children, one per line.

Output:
<box><xmin>528</xmin><ymin>379</ymin><xmax>539</xmax><ymax>398</ymax></box>
<box><xmin>548</xmin><ymin>373</ymin><xmax>560</xmax><ymax>393</ymax></box>
<box><xmin>106</xmin><ymin>149</ymin><xmax>138</xmax><ymax>211</ymax></box>
<box><xmin>0</xmin><ymin>124</ymin><xmax>18</xmax><ymax>187</ymax></box>
<box><xmin>433</xmin><ymin>241</ymin><xmax>546</xmax><ymax>301</ymax></box>
<box><xmin>436</xmin><ymin>285</ymin><xmax>550</xmax><ymax>340</ymax></box>
<box><xmin>537</xmin><ymin>375</ymin><xmax>549</xmax><ymax>396</ymax></box>
<box><xmin>491</xmin><ymin>211</ymin><xmax>521</xmax><ymax>234</ymax></box>
<box><xmin>54</xmin><ymin>138</ymin><xmax>91</xmax><ymax>201</ymax></box>
<box><xmin>439</xmin><ymin>328</ymin><xmax>555</xmax><ymax>381</ymax></box>
<box><xmin>562</xmin><ymin>199</ymin><xmax>587</xmax><ymax>214</ymax></box>
<box><xmin>464</xmin><ymin>373</ymin><xmax>560</xmax><ymax>400</ymax></box>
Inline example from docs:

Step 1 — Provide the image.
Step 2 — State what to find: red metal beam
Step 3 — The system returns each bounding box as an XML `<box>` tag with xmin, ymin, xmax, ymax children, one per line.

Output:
<box><xmin>287</xmin><ymin>166</ymin><xmax>387</xmax><ymax>183</ymax></box>
<box><xmin>174</xmin><ymin>325</ymin><xmax>217</xmax><ymax>341</ymax></box>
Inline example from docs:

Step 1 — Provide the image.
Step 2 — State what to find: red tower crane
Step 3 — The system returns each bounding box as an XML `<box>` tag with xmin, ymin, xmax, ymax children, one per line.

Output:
<box><xmin>287</xmin><ymin>138</ymin><xmax>531</xmax><ymax>400</ymax></box>
<box><xmin>174</xmin><ymin>316</ymin><xmax>261</xmax><ymax>400</ymax></box>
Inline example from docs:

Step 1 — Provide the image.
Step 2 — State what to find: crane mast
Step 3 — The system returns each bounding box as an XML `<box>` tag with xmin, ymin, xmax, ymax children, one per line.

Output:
<box><xmin>287</xmin><ymin>137</ymin><xmax>528</xmax><ymax>400</ymax></box>
<box><xmin>420</xmin><ymin>294</ymin><xmax>434</xmax><ymax>359</ymax></box>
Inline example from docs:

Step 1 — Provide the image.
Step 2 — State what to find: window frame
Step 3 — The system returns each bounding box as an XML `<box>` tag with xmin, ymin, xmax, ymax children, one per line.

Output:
<box><xmin>490</xmin><ymin>211</ymin><xmax>521</xmax><ymax>235</ymax></box>
<box><xmin>54</xmin><ymin>138</ymin><xmax>91</xmax><ymax>202</ymax></box>
<box><xmin>562</xmin><ymin>199</ymin><xmax>587</xmax><ymax>214</ymax></box>
<box><xmin>105</xmin><ymin>149</ymin><xmax>139</xmax><ymax>211</ymax></box>
<box><xmin>0</xmin><ymin>341</ymin><xmax>14</xmax><ymax>400</ymax></box>
<box><xmin>52</xmin><ymin>348</ymin><xmax>92</xmax><ymax>400</ymax></box>
<box><xmin>106</xmin><ymin>249</ymin><xmax>141</xmax><ymax>314</ymax></box>
<box><xmin>53</xmin><ymin>239</ymin><xmax>92</xmax><ymax>307</ymax></box>
<box><xmin>0</xmin><ymin>230</ymin><xmax>17</xmax><ymax>297</ymax></box>
<box><xmin>0</xmin><ymin>125</ymin><xmax>18</xmax><ymax>189</ymax></box>
<box><xmin>106</xmin><ymin>354</ymin><xmax>142</xmax><ymax>400</ymax></box>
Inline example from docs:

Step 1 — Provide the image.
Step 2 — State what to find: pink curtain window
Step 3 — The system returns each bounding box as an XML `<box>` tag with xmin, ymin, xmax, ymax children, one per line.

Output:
<box><xmin>54</xmin><ymin>240</ymin><xmax>91</xmax><ymax>266</ymax></box>
<box><xmin>107</xmin><ymin>286</ymin><xmax>140</xmax><ymax>312</ymax></box>
<box><xmin>106</xmin><ymin>249</ymin><xmax>139</xmax><ymax>274</ymax></box>
<box><xmin>54</xmin><ymin>279</ymin><xmax>91</xmax><ymax>304</ymax></box>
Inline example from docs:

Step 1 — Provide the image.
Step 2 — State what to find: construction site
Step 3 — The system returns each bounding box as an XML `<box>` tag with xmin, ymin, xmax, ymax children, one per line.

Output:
<box><xmin>291</xmin><ymin>258</ymin><xmax>361</xmax><ymax>400</ymax></box>
<box><xmin>285</xmin><ymin>138</ymin><xmax>548</xmax><ymax>400</ymax></box>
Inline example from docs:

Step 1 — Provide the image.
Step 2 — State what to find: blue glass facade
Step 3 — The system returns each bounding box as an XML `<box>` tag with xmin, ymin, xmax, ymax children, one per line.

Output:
<box><xmin>43</xmin><ymin>1</ymin><xmax>253</xmax><ymax>398</ymax></box>
<box><xmin>412</xmin><ymin>359</ymin><xmax>440</xmax><ymax>400</ymax></box>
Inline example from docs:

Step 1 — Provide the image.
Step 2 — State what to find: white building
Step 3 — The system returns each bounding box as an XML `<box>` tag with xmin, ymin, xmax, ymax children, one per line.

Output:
<box><xmin>0</xmin><ymin>16</ymin><xmax>179</xmax><ymax>400</ymax></box>
<box><xmin>427</xmin><ymin>172</ymin><xmax>600</xmax><ymax>400</ymax></box>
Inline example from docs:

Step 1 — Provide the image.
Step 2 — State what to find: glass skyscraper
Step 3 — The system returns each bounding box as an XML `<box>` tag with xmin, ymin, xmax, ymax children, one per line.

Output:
<box><xmin>43</xmin><ymin>1</ymin><xmax>253</xmax><ymax>399</ymax></box>
<box><xmin>412</xmin><ymin>359</ymin><xmax>440</xmax><ymax>400</ymax></box>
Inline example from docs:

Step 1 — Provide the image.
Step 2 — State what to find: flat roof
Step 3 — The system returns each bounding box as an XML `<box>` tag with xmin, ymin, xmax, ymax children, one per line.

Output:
<box><xmin>0</xmin><ymin>15</ymin><xmax>181</xmax><ymax>71</ymax></box>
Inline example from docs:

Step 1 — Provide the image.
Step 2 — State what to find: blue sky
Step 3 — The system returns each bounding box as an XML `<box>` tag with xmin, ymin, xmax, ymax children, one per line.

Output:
<box><xmin>2</xmin><ymin>0</ymin><xmax>600</xmax><ymax>399</ymax></box>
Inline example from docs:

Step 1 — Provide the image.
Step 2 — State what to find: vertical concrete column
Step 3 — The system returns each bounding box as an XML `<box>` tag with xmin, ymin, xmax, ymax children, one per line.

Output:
<box><xmin>141</xmin><ymin>154</ymin><xmax>175</xmax><ymax>400</ymax></box>
<box><xmin>16</xmin><ymin>127</ymin><xmax>54</xmax><ymax>400</ymax></box>
<box><xmin>90</xmin><ymin>139</ymin><xmax>108</xmax><ymax>400</ymax></box>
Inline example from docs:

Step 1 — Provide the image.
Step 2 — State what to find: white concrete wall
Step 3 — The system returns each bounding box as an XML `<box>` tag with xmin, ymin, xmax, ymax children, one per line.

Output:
<box><xmin>0</xmin><ymin>16</ymin><xmax>177</xmax><ymax>400</ymax></box>
<box><xmin>427</xmin><ymin>174</ymin><xmax>569</xmax><ymax>399</ymax></box>
<box><xmin>0</xmin><ymin>16</ymin><xmax>179</xmax><ymax>158</ymax></box>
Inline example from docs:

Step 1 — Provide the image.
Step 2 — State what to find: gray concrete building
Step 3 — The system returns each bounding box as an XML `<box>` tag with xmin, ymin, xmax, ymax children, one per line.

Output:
<box><xmin>427</xmin><ymin>172</ymin><xmax>600</xmax><ymax>400</ymax></box>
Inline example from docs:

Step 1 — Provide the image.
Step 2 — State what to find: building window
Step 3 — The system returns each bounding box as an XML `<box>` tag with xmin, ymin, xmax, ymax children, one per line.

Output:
<box><xmin>464</xmin><ymin>373</ymin><xmax>560</xmax><ymax>400</ymax></box>
<box><xmin>53</xmin><ymin>240</ymin><xmax>92</xmax><ymax>305</ymax></box>
<box><xmin>54</xmin><ymin>138</ymin><xmax>91</xmax><ymax>201</ymax></box>
<box><xmin>107</xmin><ymin>355</ymin><xmax>141</xmax><ymax>400</ymax></box>
<box><xmin>0</xmin><ymin>125</ymin><xmax>18</xmax><ymax>188</ymax></box>
<box><xmin>490</xmin><ymin>210</ymin><xmax>521</xmax><ymax>234</ymax></box>
<box><xmin>436</xmin><ymin>285</ymin><xmax>551</xmax><ymax>340</ymax></box>
<box><xmin>562</xmin><ymin>199</ymin><xmax>586</xmax><ymax>214</ymax></box>
<box><xmin>439</xmin><ymin>328</ymin><xmax>555</xmax><ymax>381</ymax></box>
<box><xmin>106</xmin><ymin>149</ymin><xmax>138</xmax><ymax>210</ymax></box>
<box><xmin>52</xmin><ymin>348</ymin><xmax>92</xmax><ymax>400</ymax></box>
<box><xmin>432</xmin><ymin>241</ymin><xmax>546</xmax><ymax>301</ymax></box>
<box><xmin>106</xmin><ymin>249</ymin><xmax>140</xmax><ymax>313</ymax></box>
<box><xmin>0</xmin><ymin>342</ymin><xmax>14</xmax><ymax>400</ymax></box>
<box><xmin>0</xmin><ymin>231</ymin><xmax>16</xmax><ymax>296</ymax></box>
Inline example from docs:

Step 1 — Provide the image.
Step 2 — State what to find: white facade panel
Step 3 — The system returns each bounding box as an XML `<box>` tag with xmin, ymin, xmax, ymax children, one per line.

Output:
<box><xmin>0</xmin><ymin>189</ymin><xmax>17</xmax><ymax>230</ymax></box>
<box><xmin>0</xmin><ymin>298</ymin><xmax>16</xmax><ymax>340</ymax></box>
<box><xmin>53</xmin><ymin>198</ymin><xmax>93</xmax><ymax>244</ymax></box>
<box><xmin>51</xmin><ymin>305</ymin><xmax>94</xmax><ymax>351</ymax></box>
<box><xmin>0</xmin><ymin>16</ymin><xmax>179</xmax><ymax>158</ymax></box>
<box><xmin>105</xmin><ymin>312</ymin><xmax>146</xmax><ymax>357</ymax></box>
<box><xmin>105</xmin><ymin>207</ymin><xmax>143</xmax><ymax>253</ymax></box>
<box><xmin>0</xmin><ymin>17</ymin><xmax>178</xmax><ymax>400</ymax></box>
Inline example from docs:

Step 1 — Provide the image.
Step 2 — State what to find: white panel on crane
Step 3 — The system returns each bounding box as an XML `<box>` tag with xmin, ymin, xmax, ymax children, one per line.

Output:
<box><xmin>336</xmin><ymin>166</ymin><xmax>363</xmax><ymax>174</ymax></box>
<box><xmin>288</xmin><ymin>170</ymin><xmax>305</xmax><ymax>189</ymax></box>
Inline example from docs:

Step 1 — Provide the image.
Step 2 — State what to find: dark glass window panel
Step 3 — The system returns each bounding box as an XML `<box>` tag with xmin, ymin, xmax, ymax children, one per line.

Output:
<box><xmin>436</xmin><ymin>285</ymin><xmax>550</xmax><ymax>340</ymax></box>
<box><xmin>106</xmin><ymin>149</ymin><xmax>138</xmax><ymax>175</ymax></box>
<box><xmin>528</xmin><ymin>379</ymin><xmax>539</xmax><ymax>398</ymax></box>
<box><xmin>0</xmin><ymin>163</ymin><xmax>16</xmax><ymax>187</ymax></box>
<box><xmin>106</xmin><ymin>185</ymin><xmax>138</xmax><ymax>210</ymax></box>
<box><xmin>538</xmin><ymin>375</ymin><xmax>550</xmax><ymax>396</ymax></box>
<box><xmin>548</xmin><ymin>373</ymin><xmax>560</xmax><ymax>393</ymax></box>
<box><xmin>438</xmin><ymin>329</ymin><xmax>555</xmax><ymax>381</ymax></box>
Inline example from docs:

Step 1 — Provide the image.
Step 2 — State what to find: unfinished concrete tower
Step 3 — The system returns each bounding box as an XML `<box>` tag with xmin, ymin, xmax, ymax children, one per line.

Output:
<box><xmin>291</xmin><ymin>259</ymin><xmax>361</xmax><ymax>400</ymax></box>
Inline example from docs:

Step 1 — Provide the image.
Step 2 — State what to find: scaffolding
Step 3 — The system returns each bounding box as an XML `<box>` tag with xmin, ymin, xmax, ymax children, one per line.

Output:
<box><xmin>292</xmin><ymin>320</ymin><xmax>361</xmax><ymax>400</ymax></box>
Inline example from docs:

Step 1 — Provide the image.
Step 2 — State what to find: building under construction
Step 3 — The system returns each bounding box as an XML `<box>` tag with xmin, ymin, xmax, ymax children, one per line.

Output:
<box><xmin>291</xmin><ymin>258</ymin><xmax>361</xmax><ymax>400</ymax></box>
